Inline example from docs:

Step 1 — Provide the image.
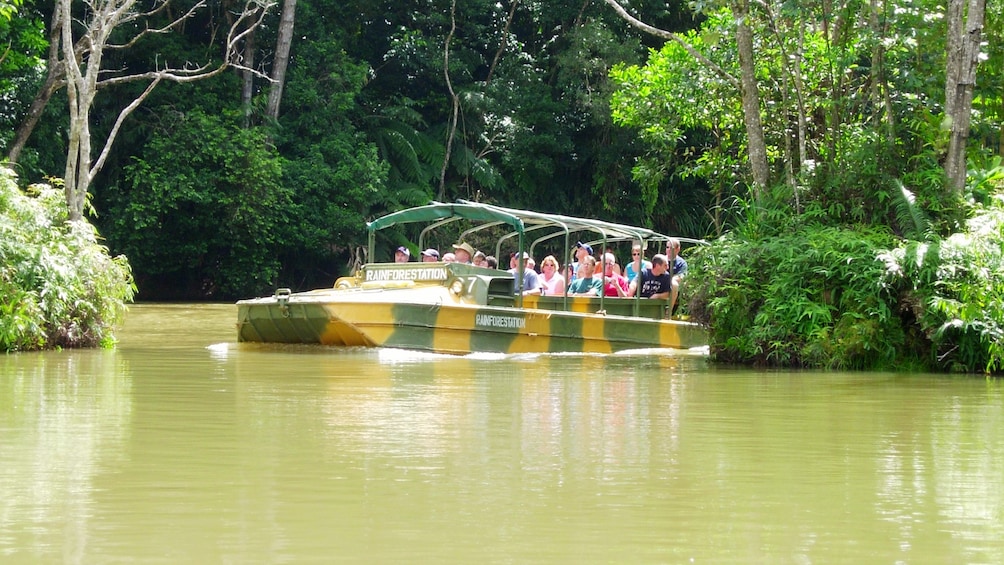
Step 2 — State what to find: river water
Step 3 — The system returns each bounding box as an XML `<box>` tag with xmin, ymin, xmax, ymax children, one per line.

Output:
<box><xmin>2</xmin><ymin>303</ymin><xmax>1003</xmax><ymax>563</ymax></box>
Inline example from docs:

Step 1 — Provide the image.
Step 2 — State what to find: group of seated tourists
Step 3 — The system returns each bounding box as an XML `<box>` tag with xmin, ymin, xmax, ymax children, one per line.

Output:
<box><xmin>395</xmin><ymin>238</ymin><xmax>688</xmax><ymax>312</ymax></box>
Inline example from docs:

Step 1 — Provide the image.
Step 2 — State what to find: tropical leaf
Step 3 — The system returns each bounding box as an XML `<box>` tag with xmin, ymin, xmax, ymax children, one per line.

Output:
<box><xmin>891</xmin><ymin>181</ymin><xmax>930</xmax><ymax>240</ymax></box>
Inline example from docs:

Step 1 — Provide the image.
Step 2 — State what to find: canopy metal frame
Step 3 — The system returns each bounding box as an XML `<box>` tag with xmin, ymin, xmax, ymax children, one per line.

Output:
<box><xmin>367</xmin><ymin>200</ymin><xmax>706</xmax><ymax>312</ymax></box>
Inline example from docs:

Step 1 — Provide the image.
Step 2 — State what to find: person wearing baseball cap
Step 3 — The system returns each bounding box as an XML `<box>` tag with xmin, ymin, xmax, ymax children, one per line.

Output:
<box><xmin>420</xmin><ymin>248</ymin><xmax>440</xmax><ymax>262</ymax></box>
<box><xmin>568</xmin><ymin>241</ymin><xmax>593</xmax><ymax>282</ymax></box>
<box><xmin>394</xmin><ymin>246</ymin><xmax>411</xmax><ymax>263</ymax></box>
<box><xmin>509</xmin><ymin>251</ymin><xmax>540</xmax><ymax>295</ymax></box>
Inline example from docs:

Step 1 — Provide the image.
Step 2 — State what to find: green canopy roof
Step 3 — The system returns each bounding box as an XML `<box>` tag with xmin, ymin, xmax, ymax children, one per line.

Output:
<box><xmin>367</xmin><ymin>200</ymin><xmax>688</xmax><ymax>245</ymax></box>
<box><xmin>367</xmin><ymin>202</ymin><xmax>525</xmax><ymax>234</ymax></box>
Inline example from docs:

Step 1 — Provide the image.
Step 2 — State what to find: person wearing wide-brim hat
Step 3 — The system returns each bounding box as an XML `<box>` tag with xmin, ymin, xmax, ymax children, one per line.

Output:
<box><xmin>452</xmin><ymin>242</ymin><xmax>476</xmax><ymax>264</ymax></box>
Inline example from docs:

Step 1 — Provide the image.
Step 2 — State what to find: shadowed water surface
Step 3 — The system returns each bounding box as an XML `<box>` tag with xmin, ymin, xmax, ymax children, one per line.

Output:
<box><xmin>1</xmin><ymin>303</ymin><xmax>1002</xmax><ymax>563</ymax></box>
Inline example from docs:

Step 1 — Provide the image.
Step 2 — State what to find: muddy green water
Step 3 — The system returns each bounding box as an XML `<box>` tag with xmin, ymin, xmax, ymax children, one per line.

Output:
<box><xmin>2</xmin><ymin>303</ymin><xmax>1003</xmax><ymax>563</ymax></box>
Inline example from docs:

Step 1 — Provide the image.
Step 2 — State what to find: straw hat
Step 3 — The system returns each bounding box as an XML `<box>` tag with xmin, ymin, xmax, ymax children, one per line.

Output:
<box><xmin>453</xmin><ymin>242</ymin><xmax>476</xmax><ymax>257</ymax></box>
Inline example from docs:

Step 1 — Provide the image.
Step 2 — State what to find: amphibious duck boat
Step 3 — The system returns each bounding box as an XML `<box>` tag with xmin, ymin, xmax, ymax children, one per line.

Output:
<box><xmin>236</xmin><ymin>202</ymin><xmax>706</xmax><ymax>354</ymax></box>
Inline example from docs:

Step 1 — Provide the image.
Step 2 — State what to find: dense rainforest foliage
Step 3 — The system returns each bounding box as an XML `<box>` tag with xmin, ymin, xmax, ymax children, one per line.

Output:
<box><xmin>0</xmin><ymin>167</ymin><xmax>134</xmax><ymax>351</ymax></box>
<box><xmin>5</xmin><ymin>0</ymin><xmax>704</xmax><ymax>297</ymax></box>
<box><xmin>2</xmin><ymin>0</ymin><xmax>1003</xmax><ymax>370</ymax></box>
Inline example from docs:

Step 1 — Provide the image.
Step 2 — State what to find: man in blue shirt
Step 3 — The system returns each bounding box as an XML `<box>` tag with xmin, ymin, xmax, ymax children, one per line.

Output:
<box><xmin>627</xmin><ymin>254</ymin><xmax>672</xmax><ymax>299</ymax></box>
<box><xmin>665</xmin><ymin>238</ymin><xmax>688</xmax><ymax>312</ymax></box>
<box><xmin>511</xmin><ymin>252</ymin><xmax>541</xmax><ymax>295</ymax></box>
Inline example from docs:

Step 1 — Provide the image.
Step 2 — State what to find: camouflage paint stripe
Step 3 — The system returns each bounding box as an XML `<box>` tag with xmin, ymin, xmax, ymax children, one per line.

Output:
<box><xmin>240</xmin><ymin>297</ymin><xmax>706</xmax><ymax>354</ymax></box>
<box><xmin>385</xmin><ymin>303</ymin><xmax>439</xmax><ymax>350</ymax></box>
<box><xmin>603</xmin><ymin>315</ymin><xmax>662</xmax><ymax>351</ymax></box>
<box><xmin>538</xmin><ymin>311</ymin><xmax>582</xmax><ymax>353</ymax></box>
<box><xmin>237</xmin><ymin>302</ymin><xmax>332</xmax><ymax>343</ymax></box>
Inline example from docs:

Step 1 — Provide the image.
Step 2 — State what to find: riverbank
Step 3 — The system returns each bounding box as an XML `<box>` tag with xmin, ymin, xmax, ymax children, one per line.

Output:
<box><xmin>0</xmin><ymin>167</ymin><xmax>134</xmax><ymax>352</ymax></box>
<box><xmin>684</xmin><ymin>200</ymin><xmax>1004</xmax><ymax>374</ymax></box>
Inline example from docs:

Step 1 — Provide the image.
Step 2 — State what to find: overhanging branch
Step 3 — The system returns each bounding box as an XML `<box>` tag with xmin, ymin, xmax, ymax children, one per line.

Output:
<box><xmin>601</xmin><ymin>0</ymin><xmax>741</xmax><ymax>91</ymax></box>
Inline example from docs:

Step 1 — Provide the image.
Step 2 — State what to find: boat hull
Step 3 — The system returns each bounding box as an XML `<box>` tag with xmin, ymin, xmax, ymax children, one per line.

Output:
<box><xmin>240</xmin><ymin>201</ymin><xmax>713</xmax><ymax>355</ymax></box>
<box><xmin>237</xmin><ymin>287</ymin><xmax>707</xmax><ymax>355</ymax></box>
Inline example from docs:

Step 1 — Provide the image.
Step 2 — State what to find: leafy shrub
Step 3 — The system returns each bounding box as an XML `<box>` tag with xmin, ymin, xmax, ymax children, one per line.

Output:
<box><xmin>0</xmin><ymin>167</ymin><xmax>135</xmax><ymax>352</ymax></box>
<box><xmin>689</xmin><ymin>173</ymin><xmax>1004</xmax><ymax>373</ymax></box>
<box><xmin>686</xmin><ymin>220</ymin><xmax>908</xmax><ymax>369</ymax></box>
<box><xmin>101</xmin><ymin>110</ymin><xmax>289</xmax><ymax>299</ymax></box>
<box><xmin>880</xmin><ymin>201</ymin><xmax>1004</xmax><ymax>373</ymax></box>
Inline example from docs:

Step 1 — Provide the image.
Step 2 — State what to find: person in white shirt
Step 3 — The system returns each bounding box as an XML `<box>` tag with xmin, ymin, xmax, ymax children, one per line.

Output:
<box><xmin>537</xmin><ymin>255</ymin><xmax>565</xmax><ymax>296</ymax></box>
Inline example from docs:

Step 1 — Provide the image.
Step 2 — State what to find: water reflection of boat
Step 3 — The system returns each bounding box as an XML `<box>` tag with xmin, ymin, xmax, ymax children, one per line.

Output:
<box><xmin>236</xmin><ymin>202</ymin><xmax>707</xmax><ymax>354</ymax></box>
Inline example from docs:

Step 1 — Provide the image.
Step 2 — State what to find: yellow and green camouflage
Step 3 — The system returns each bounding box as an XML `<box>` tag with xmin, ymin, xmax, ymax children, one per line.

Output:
<box><xmin>237</xmin><ymin>202</ymin><xmax>708</xmax><ymax>354</ymax></box>
<box><xmin>237</xmin><ymin>264</ymin><xmax>706</xmax><ymax>354</ymax></box>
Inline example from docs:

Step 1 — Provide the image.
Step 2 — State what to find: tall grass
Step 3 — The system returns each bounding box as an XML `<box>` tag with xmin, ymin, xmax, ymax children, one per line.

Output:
<box><xmin>1</xmin><ymin>167</ymin><xmax>135</xmax><ymax>352</ymax></box>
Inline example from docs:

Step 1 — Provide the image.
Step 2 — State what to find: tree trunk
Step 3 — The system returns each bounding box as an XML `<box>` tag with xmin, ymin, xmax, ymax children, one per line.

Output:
<box><xmin>60</xmin><ymin>0</ymin><xmax>100</xmax><ymax>221</ymax></box>
<box><xmin>944</xmin><ymin>0</ymin><xmax>964</xmax><ymax>120</ymax></box>
<box><xmin>822</xmin><ymin>0</ymin><xmax>839</xmax><ymax>165</ymax></box>
<box><xmin>795</xmin><ymin>23</ymin><xmax>808</xmax><ymax>175</ymax></box>
<box><xmin>869</xmin><ymin>0</ymin><xmax>895</xmax><ymax>145</ymax></box>
<box><xmin>6</xmin><ymin>0</ymin><xmax>66</xmax><ymax>165</ymax></box>
<box><xmin>733</xmin><ymin>0</ymin><xmax>768</xmax><ymax>196</ymax></box>
<box><xmin>242</xmin><ymin>27</ymin><xmax>256</xmax><ymax>128</ymax></box>
<box><xmin>266</xmin><ymin>0</ymin><xmax>297</xmax><ymax>120</ymax></box>
<box><xmin>601</xmin><ymin>0</ymin><xmax>769</xmax><ymax>195</ymax></box>
<box><xmin>944</xmin><ymin>0</ymin><xmax>985</xmax><ymax>194</ymax></box>
<box><xmin>439</xmin><ymin>0</ymin><xmax>459</xmax><ymax>201</ymax></box>
<box><xmin>763</xmin><ymin>3</ymin><xmax>808</xmax><ymax>199</ymax></box>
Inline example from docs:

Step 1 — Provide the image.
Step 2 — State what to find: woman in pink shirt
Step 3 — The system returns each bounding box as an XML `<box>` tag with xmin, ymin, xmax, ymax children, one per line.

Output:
<box><xmin>601</xmin><ymin>252</ymin><xmax>629</xmax><ymax>297</ymax></box>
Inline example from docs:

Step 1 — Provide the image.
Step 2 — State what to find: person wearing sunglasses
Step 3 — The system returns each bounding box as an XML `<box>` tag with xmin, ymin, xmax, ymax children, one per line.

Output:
<box><xmin>537</xmin><ymin>255</ymin><xmax>565</xmax><ymax>296</ymax></box>
<box><xmin>624</xmin><ymin>243</ymin><xmax>651</xmax><ymax>284</ymax></box>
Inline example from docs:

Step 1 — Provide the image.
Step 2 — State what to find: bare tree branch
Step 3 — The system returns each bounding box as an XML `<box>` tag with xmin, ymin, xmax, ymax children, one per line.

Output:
<box><xmin>90</xmin><ymin>77</ymin><xmax>162</xmax><ymax>177</ymax></box>
<box><xmin>96</xmin><ymin>4</ymin><xmax>274</xmax><ymax>88</ymax></box>
<box><xmin>439</xmin><ymin>0</ymin><xmax>460</xmax><ymax>201</ymax></box>
<box><xmin>108</xmin><ymin>0</ymin><xmax>207</xmax><ymax>50</ymax></box>
<box><xmin>485</xmin><ymin>0</ymin><xmax>518</xmax><ymax>84</ymax></box>
<box><xmin>46</xmin><ymin>0</ymin><xmax>277</xmax><ymax>219</ymax></box>
<box><xmin>600</xmin><ymin>0</ymin><xmax>741</xmax><ymax>91</ymax></box>
<box><xmin>7</xmin><ymin>0</ymin><xmax>68</xmax><ymax>163</ymax></box>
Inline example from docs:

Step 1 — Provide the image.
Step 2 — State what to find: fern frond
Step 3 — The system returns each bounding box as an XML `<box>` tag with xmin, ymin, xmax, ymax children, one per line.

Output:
<box><xmin>892</xmin><ymin>181</ymin><xmax>929</xmax><ymax>240</ymax></box>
